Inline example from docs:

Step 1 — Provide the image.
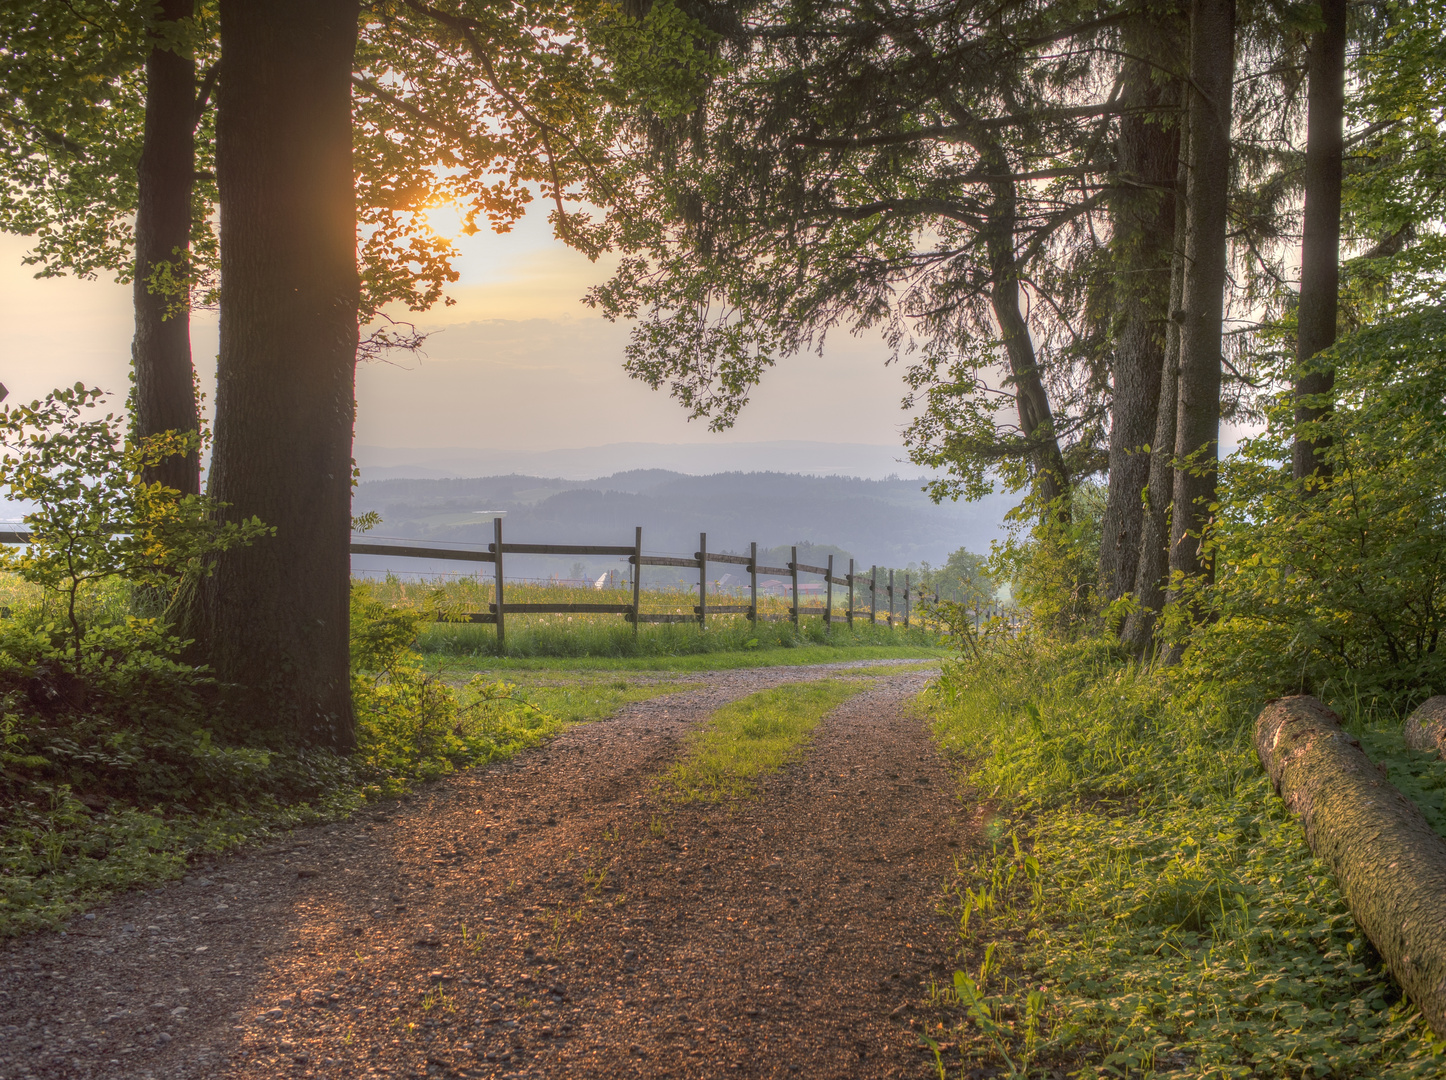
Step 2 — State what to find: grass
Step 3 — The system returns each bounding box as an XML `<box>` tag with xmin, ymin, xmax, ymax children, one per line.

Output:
<box><xmin>659</xmin><ymin>680</ymin><xmax>868</xmax><ymax>805</ymax></box>
<box><xmin>428</xmin><ymin>644</ymin><xmax>944</xmax><ymax>674</ymax></box>
<box><xmin>923</xmin><ymin>637</ymin><xmax>1444</xmax><ymax>1078</ymax></box>
<box><xmin>365</xmin><ymin>572</ymin><xmax>943</xmax><ymax>660</ymax></box>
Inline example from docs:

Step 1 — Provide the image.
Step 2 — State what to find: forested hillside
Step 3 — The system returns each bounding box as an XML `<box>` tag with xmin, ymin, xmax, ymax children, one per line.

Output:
<box><xmin>353</xmin><ymin>469</ymin><xmax>1010</xmax><ymax>570</ymax></box>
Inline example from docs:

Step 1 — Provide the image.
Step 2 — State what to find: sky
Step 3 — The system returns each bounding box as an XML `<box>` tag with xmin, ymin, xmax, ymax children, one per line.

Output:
<box><xmin>0</xmin><ymin>206</ymin><xmax>923</xmax><ymax>465</ymax></box>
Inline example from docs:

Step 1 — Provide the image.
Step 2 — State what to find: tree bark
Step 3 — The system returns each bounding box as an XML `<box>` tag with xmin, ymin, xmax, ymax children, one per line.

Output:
<box><xmin>1168</xmin><ymin>0</ymin><xmax>1235</xmax><ymax>593</ymax></box>
<box><xmin>204</xmin><ymin>0</ymin><xmax>361</xmax><ymax>748</ymax></box>
<box><xmin>1099</xmin><ymin>42</ymin><xmax>1182</xmax><ymax>603</ymax></box>
<box><xmin>1404</xmin><ymin>696</ymin><xmax>1446</xmax><ymax>759</ymax></box>
<box><xmin>132</xmin><ymin>0</ymin><xmax>201</xmax><ymax>495</ymax></box>
<box><xmin>1256</xmin><ymin>695</ymin><xmax>1446</xmax><ymax>1038</ymax></box>
<box><xmin>1122</xmin><ymin>100</ymin><xmax>1192</xmax><ymax>654</ymax></box>
<box><xmin>1291</xmin><ymin>0</ymin><xmax>1347</xmax><ymax>483</ymax></box>
<box><xmin>982</xmin><ymin>143</ymin><xmax>1069</xmax><ymax>512</ymax></box>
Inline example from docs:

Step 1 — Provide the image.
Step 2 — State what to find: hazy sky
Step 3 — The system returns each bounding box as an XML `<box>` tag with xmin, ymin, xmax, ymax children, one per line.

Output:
<box><xmin>0</xmin><ymin>206</ymin><xmax>921</xmax><ymax>459</ymax></box>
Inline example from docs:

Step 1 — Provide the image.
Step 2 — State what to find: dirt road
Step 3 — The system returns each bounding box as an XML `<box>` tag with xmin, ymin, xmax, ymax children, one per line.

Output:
<box><xmin>0</xmin><ymin>662</ymin><xmax>971</xmax><ymax>1080</ymax></box>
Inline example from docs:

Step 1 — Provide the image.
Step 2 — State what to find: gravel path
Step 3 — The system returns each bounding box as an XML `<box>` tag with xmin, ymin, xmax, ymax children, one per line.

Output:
<box><xmin>0</xmin><ymin>661</ymin><xmax>971</xmax><ymax>1080</ymax></box>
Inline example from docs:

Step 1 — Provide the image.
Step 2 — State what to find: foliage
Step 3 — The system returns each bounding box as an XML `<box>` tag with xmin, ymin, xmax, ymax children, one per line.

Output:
<box><xmin>926</xmin><ymin>637</ymin><xmax>1445</xmax><ymax>1077</ymax></box>
<box><xmin>0</xmin><ymin>0</ymin><xmax>219</xmax><ymax>289</ymax></box>
<box><xmin>0</xmin><ymin>0</ymin><xmax>624</xmax><ymax>317</ymax></box>
<box><xmin>0</xmin><ymin>384</ymin><xmax>267</xmax><ymax>652</ymax></box>
<box><xmin>988</xmin><ymin>482</ymin><xmax>1105</xmax><ymax>634</ymax></box>
<box><xmin>916</xmin><ymin>546</ymin><xmax>996</xmax><ymax>607</ymax></box>
<box><xmin>659</xmin><ymin>680</ymin><xmax>865</xmax><ymax>805</ymax></box>
<box><xmin>1192</xmin><ymin>306</ymin><xmax>1446</xmax><ymax>697</ymax></box>
<box><xmin>1341</xmin><ymin>0</ymin><xmax>1446</xmax><ymax>319</ymax></box>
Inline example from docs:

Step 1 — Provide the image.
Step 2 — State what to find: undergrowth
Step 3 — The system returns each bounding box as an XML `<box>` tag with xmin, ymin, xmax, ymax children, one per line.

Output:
<box><xmin>925</xmin><ymin>637</ymin><xmax>1446</xmax><ymax>1078</ymax></box>
<box><xmin>0</xmin><ymin>582</ymin><xmax>689</xmax><ymax>937</ymax></box>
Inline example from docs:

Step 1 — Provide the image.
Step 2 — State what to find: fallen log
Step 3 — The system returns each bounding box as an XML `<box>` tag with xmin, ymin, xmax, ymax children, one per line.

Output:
<box><xmin>1255</xmin><ymin>695</ymin><xmax>1446</xmax><ymax>1037</ymax></box>
<box><xmin>1404</xmin><ymin>695</ymin><xmax>1446</xmax><ymax>759</ymax></box>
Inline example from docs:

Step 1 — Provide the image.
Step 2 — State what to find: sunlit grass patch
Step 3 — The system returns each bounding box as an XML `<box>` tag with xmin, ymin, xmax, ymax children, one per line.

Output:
<box><xmin>660</xmin><ymin>680</ymin><xmax>868</xmax><ymax>805</ymax></box>
<box><xmin>924</xmin><ymin>640</ymin><xmax>1444</xmax><ymax>1078</ymax></box>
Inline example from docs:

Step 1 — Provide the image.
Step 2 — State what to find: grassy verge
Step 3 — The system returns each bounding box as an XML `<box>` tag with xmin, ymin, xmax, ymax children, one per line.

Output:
<box><xmin>426</xmin><ymin>644</ymin><xmax>944</xmax><ymax>674</ymax></box>
<box><xmin>0</xmin><ymin>673</ymin><xmax>691</xmax><ymax>937</ymax></box>
<box><xmin>923</xmin><ymin>638</ymin><xmax>1443</xmax><ymax>1079</ymax></box>
<box><xmin>659</xmin><ymin>680</ymin><xmax>868</xmax><ymax>804</ymax></box>
<box><xmin>418</xmin><ymin>613</ymin><xmax>940</xmax><ymax>659</ymax></box>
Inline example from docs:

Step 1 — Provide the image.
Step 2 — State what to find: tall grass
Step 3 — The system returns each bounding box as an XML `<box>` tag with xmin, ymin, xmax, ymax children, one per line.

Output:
<box><xmin>926</xmin><ymin>637</ymin><xmax>1443</xmax><ymax>1078</ymax></box>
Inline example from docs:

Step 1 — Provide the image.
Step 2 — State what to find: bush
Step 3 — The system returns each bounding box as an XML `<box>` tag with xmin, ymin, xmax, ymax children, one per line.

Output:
<box><xmin>1198</xmin><ymin>305</ymin><xmax>1446</xmax><ymax>700</ymax></box>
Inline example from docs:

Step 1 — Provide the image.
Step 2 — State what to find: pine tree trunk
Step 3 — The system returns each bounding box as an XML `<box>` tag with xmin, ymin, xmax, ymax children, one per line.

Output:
<box><xmin>982</xmin><ymin>146</ymin><xmax>1069</xmax><ymax>510</ymax></box>
<box><xmin>132</xmin><ymin>0</ymin><xmax>201</xmax><ymax>495</ymax></box>
<box><xmin>1257</xmin><ymin>696</ymin><xmax>1446</xmax><ymax>1038</ymax></box>
<box><xmin>1122</xmin><ymin>104</ymin><xmax>1192</xmax><ymax>654</ymax></box>
<box><xmin>204</xmin><ymin>0</ymin><xmax>361</xmax><ymax>748</ymax></box>
<box><xmin>1099</xmin><ymin>41</ymin><xmax>1182</xmax><ymax>603</ymax></box>
<box><xmin>1168</xmin><ymin>0</ymin><xmax>1235</xmax><ymax>593</ymax></box>
<box><xmin>1291</xmin><ymin>0</ymin><xmax>1347</xmax><ymax>482</ymax></box>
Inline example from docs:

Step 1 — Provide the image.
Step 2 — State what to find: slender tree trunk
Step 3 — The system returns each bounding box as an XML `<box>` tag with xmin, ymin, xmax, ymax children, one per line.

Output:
<box><xmin>132</xmin><ymin>0</ymin><xmax>201</xmax><ymax>495</ymax></box>
<box><xmin>1292</xmin><ymin>0</ymin><xmax>1347</xmax><ymax>482</ymax></box>
<box><xmin>983</xmin><ymin>154</ymin><xmax>1069</xmax><ymax>511</ymax></box>
<box><xmin>1121</xmin><ymin>108</ymin><xmax>1191</xmax><ymax>655</ymax></box>
<box><xmin>204</xmin><ymin>0</ymin><xmax>361</xmax><ymax>748</ymax></box>
<box><xmin>1167</xmin><ymin>0</ymin><xmax>1235</xmax><ymax>597</ymax></box>
<box><xmin>1099</xmin><ymin>41</ymin><xmax>1182</xmax><ymax>603</ymax></box>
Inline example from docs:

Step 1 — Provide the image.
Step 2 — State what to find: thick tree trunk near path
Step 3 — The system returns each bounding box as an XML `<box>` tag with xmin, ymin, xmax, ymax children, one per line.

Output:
<box><xmin>203</xmin><ymin>0</ymin><xmax>361</xmax><ymax>748</ymax></box>
<box><xmin>1168</xmin><ymin>0</ymin><xmax>1235</xmax><ymax>595</ymax></box>
<box><xmin>1291</xmin><ymin>0</ymin><xmax>1347</xmax><ymax>483</ymax></box>
<box><xmin>132</xmin><ymin>0</ymin><xmax>201</xmax><ymax>495</ymax></box>
<box><xmin>1404</xmin><ymin>696</ymin><xmax>1446</xmax><ymax>758</ymax></box>
<box><xmin>1256</xmin><ymin>695</ymin><xmax>1446</xmax><ymax>1037</ymax></box>
<box><xmin>1099</xmin><ymin>40</ymin><xmax>1182</xmax><ymax>603</ymax></box>
<box><xmin>1122</xmin><ymin>106</ymin><xmax>1191</xmax><ymax>654</ymax></box>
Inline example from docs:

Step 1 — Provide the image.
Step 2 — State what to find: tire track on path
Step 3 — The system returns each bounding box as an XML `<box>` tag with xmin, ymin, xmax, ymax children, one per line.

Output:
<box><xmin>0</xmin><ymin>661</ymin><xmax>966</xmax><ymax>1080</ymax></box>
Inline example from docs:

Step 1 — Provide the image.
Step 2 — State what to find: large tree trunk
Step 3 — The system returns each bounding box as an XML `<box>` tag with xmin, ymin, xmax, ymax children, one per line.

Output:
<box><xmin>1167</xmin><ymin>0</ymin><xmax>1235</xmax><ymax>595</ymax></box>
<box><xmin>132</xmin><ymin>0</ymin><xmax>201</xmax><ymax>495</ymax></box>
<box><xmin>1099</xmin><ymin>43</ymin><xmax>1182</xmax><ymax>603</ymax></box>
<box><xmin>1257</xmin><ymin>696</ymin><xmax>1446</xmax><ymax>1038</ymax></box>
<box><xmin>204</xmin><ymin>0</ymin><xmax>361</xmax><ymax>749</ymax></box>
<box><xmin>1291</xmin><ymin>0</ymin><xmax>1347</xmax><ymax>483</ymax></box>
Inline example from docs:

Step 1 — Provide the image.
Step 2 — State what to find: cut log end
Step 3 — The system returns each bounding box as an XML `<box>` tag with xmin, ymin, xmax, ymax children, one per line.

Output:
<box><xmin>1256</xmin><ymin>695</ymin><xmax>1446</xmax><ymax>1037</ymax></box>
<box><xmin>1404</xmin><ymin>695</ymin><xmax>1446</xmax><ymax>759</ymax></box>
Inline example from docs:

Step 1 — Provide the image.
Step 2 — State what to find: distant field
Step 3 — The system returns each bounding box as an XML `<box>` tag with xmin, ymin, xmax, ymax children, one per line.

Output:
<box><xmin>362</xmin><ymin>574</ymin><xmax>943</xmax><ymax>660</ymax></box>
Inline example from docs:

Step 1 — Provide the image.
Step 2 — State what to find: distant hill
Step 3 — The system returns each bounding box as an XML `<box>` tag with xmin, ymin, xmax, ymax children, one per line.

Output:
<box><xmin>352</xmin><ymin>470</ymin><xmax>1012</xmax><ymax>581</ymax></box>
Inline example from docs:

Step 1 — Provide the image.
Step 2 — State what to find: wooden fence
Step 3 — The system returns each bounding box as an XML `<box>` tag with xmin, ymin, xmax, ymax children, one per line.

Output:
<box><xmin>352</xmin><ymin>520</ymin><xmax>924</xmax><ymax>646</ymax></box>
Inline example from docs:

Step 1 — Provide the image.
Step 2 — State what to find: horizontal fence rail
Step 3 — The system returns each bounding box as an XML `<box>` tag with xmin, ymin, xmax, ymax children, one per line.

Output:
<box><xmin>349</xmin><ymin>522</ymin><xmax>934</xmax><ymax>646</ymax></box>
<box><xmin>0</xmin><ymin>523</ymin><xmax>1024</xmax><ymax>636</ymax></box>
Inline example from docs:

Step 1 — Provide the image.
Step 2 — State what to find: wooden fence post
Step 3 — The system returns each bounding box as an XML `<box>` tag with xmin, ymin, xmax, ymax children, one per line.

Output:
<box><xmin>632</xmin><ymin>525</ymin><xmax>642</xmax><ymax>636</ymax></box>
<box><xmin>790</xmin><ymin>545</ymin><xmax>800</xmax><ymax>632</ymax></box>
<box><xmin>698</xmin><ymin>531</ymin><xmax>708</xmax><ymax>628</ymax></box>
<box><xmin>847</xmin><ymin>558</ymin><xmax>855</xmax><ymax>629</ymax></box>
<box><xmin>749</xmin><ymin>540</ymin><xmax>758</xmax><ymax>624</ymax></box>
<box><xmin>825</xmin><ymin>553</ymin><xmax>834</xmax><ymax>629</ymax></box>
<box><xmin>904</xmin><ymin>572</ymin><xmax>910</xmax><ymax>629</ymax></box>
<box><xmin>493</xmin><ymin>516</ymin><xmax>506</xmax><ymax>651</ymax></box>
<box><xmin>888</xmin><ymin>568</ymin><xmax>895</xmax><ymax>629</ymax></box>
<box><xmin>870</xmin><ymin>565</ymin><xmax>878</xmax><ymax>625</ymax></box>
